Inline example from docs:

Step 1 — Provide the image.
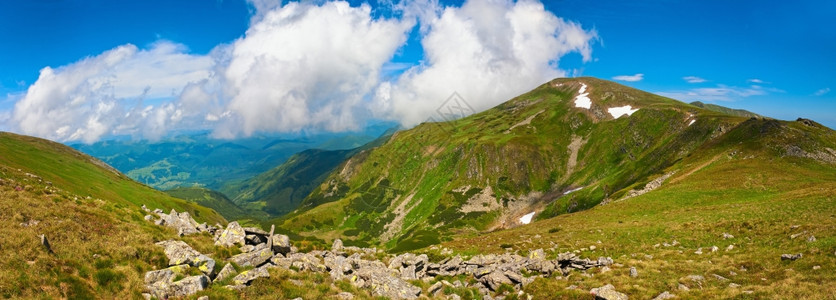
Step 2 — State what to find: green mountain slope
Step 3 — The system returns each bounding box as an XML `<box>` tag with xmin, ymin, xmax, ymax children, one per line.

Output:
<box><xmin>0</xmin><ymin>132</ymin><xmax>227</xmax><ymax>298</ymax></box>
<box><xmin>270</xmin><ymin>77</ymin><xmax>835</xmax><ymax>252</ymax></box>
<box><xmin>439</xmin><ymin>117</ymin><xmax>836</xmax><ymax>298</ymax></box>
<box><xmin>690</xmin><ymin>101</ymin><xmax>761</xmax><ymax>118</ymax></box>
<box><xmin>221</xmin><ymin>128</ymin><xmax>397</xmax><ymax>218</ymax></box>
<box><xmin>164</xmin><ymin>186</ymin><xmax>256</xmax><ymax>221</ymax></box>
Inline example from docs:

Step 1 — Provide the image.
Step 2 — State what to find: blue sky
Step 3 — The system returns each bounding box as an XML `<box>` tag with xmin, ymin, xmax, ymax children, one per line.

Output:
<box><xmin>0</xmin><ymin>0</ymin><xmax>834</xmax><ymax>142</ymax></box>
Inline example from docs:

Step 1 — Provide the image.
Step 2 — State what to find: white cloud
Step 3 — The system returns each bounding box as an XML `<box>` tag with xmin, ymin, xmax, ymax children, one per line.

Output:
<box><xmin>683</xmin><ymin>76</ymin><xmax>706</xmax><ymax>83</ymax></box>
<box><xmin>656</xmin><ymin>84</ymin><xmax>769</xmax><ymax>102</ymax></box>
<box><xmin>747</xmin><ymin>78</ymin><xmax>765</xmax><ymax>84</ymax></box>
<box><xmin>11</xmin><ymin>42</ymin><xmax>212</xmax><ymax>143</ymax></box>
<box><xmin>813</xmin><ymin>87</ymin><xmax>830</xmax><ymax>96</ymax></box>
<box><xmin>373</xmin><ymin>0</ymin><xmax>598</xmax><ymax>126</ymax></box>
<box><xmin>612</xmin><ymin>73</ymin><xmax>643</xmax><ymax>82</ymax></box>
<box><xmin>9</xmin><ymin>0</ymin><xmax>597</xmax><ymax>142</ymax></box>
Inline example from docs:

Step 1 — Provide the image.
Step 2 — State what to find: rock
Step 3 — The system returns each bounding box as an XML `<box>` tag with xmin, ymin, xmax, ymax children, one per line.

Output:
<box><xmin>790</xmin><ymin>231</ymin><xmax>806</xmax><ymax>239</ymax></box>
<box><xmin>629</xmin><ymin>267</ymin><xmax>638</xmax><ymax>278</ymax></box>
<box><xmin>781</xmin><ymin>253</ymin><xmax>802</xmax><ymax>261</ymax></box>
<box><xmin>229</xmin><ymin>247</ymin><xmax>273</xmax><ymax>267</ymax></box>
<box><xmin>144</xmin><ymin>215</ymin><xmax>153</xmax><ymax>221</ymax></box>
<box><xmin>197</xmin><ymin>296</ymin><xmax>209</xmax><ymax>300</ymax></box>
<box><xmin>652</xmin><ymin>291</ymin><xmax>675</xmax><ymax>300</ymax></box>
<box><xmin>710</xmin><ymin>246</ymin><xmax>719</xmax><ymax>252</ymax></box>
<box><xmin>157</xmin><ymin>209</ymin><xmax>201</xmax><ymax>236</ymax></box>
<box><xmin>354</xmin><ymin>264</ymin><xmax>421</xmax><ymax>299</ymax></box>
<box><xmin>429</xmin><ymin>281</ymin><xmax>444</xmax><ymax>295</ymax></box>
<box><xmin>712</xmin><ymin>274</ymin><xmax>728</xmax><ymax>281</ymax></box>
<box><xmin>243</xmin><ymin>226</ymin><xmax>269</xmax><ymax>236</ymax></box>
<box><xmin>239</xmin><ymin>245</ymin><xmax>256</xmax><ymax>253</ymax></box>
<box><xmin>721</xmin><ymin>233</ymin><xmax>734</xmax><ymax>239</ymax></box>
<box><xmin>155</xmin><ymin>240</ymin><xmax>215</xmax><ymax>276</ymax></box>
<box><xmin>336</xmin><ymin>292</ymin><xmax>355</xmax><ymax>299</ymax></box>
<box><xmin>39</xmin><ymin>234</ymin><xmax>53</xmax><ymax>254</ymax></box>
<box><xmin>678</xmin><ymin>284</ymin><xmax>689</xmax><ymax>291</ymax></box>
<box><xmin>324</xmin><ymin>255</ymin><xmax>352</xmax><ymax>280</ymax></box>
<box><xmin>726</xmin><ymin>245</ymin><xmax>734</xmax><ymax>251</ymax></box>
<box><xmin>271</xmin><ymin>234</ymin><xmax>292</xmax><ymax>255</ymax></box>
<box><xmin>590</xmin><ymin>284</ymin><xmax>628</xmax><ymax>300</ymax></box>
<box><xmin>729</xmin><ymin>283</ymin><xmax>741</xmax><ymax>288</ymax></box>
<box><xmin>813</xmin><ymin>265</ymin><xmax>821</xmax><ymax>270</ymax></box>
<box><xmin>807</xmin><ymin>235</ymin><xmax>816</xmax><ymax>242</ymax></box>
<box><xmin>686</xmin><ymin>275</ymin><xmax>705</xmax><ymax>282</ymax></box>
<box><xmin>147</xmin><ymin>275</ymin><xmax>210</xmax><ymax>299</ymax></box>
<box><xmin>214</xmin><ymin>221</ymin><xmax>247</xmax><ymax>247</ymax></box>
<box><xmin>694</xmin><ymin>248</ymin><xmax>703</xmax><ymax>255</ymax></box>
<box><xmin>144</xmin><ymin>264</ymin><xmax>189</xmax><ymax>285</ymax></box>
<box><xmin>233</xmin><ymin>265</ymin><xmax>271</xmax><ymax>285</ymax></box>
<box><xmin>480</xmin><ymin>270</ymin><xmax>513</xmax><ymax>291</ymax></box>
<box><xmin>332</xmin><ymin>238</ymin><xmax>344</xmax><ymax>252</ymax></box>
<box><xmin>528</xmin><ymin>248</ymin><xmax>546</xmax><ymax>260</ymax></box>
<box><xmin>215</xmin><ymin>263</ymin><xmax>236</xmax><ymax>282</ymax></box>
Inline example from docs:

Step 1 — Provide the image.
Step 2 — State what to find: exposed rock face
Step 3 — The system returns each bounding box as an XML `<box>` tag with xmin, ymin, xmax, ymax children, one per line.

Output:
<box><xmin>155</xmin><ymin>240</ymin><xmax>216</xmax><ymax>276</ymax></box>
<box><xmin>591</xmin><ymin>284</ymin><xmax>628</xmax><ymax>300</ymax></box>
<box><xmin>214</xmin><ymin>221</ymin><xmax>247</xmax><ymax>247</ymax></box>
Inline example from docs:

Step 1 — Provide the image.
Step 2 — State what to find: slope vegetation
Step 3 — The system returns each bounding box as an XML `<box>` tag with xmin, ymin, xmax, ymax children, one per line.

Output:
<box><xmin>0</xmin><ymin>132</ymin><xmax>226</xmax><ymax>298</ymax></box>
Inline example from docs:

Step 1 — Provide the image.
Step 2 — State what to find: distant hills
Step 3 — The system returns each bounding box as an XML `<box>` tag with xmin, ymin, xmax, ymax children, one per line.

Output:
<box><xmin>689</xmin><ymin>101</ymin><xmax>761</xmax><ymax>118</ymax></box>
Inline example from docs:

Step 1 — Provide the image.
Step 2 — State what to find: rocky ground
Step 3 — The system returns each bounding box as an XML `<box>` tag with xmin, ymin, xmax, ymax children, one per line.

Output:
<box><xmin>141</xmin><ymin>207</ymin><xmax>622</xmax><ymax>299</ymax></box>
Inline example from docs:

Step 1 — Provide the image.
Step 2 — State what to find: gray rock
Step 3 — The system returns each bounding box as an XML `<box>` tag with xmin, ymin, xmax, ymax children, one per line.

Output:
<box><xmin>480</xmin><ymin>270</ymin><xmax>513</xmax><ymax>291</ymax></box>
<box><xmin>229</xmin><ymin>247</ymin><xmax>273</xmax><ymax>267</ymax></box>
<box><xmin>652</xmin><ymin>291</ymin><xmax>675</xmax><ymax>300</ymax></box>
<box><xmin>528</xmin><ymin>248</ymin><xmax>546</xmax><ymax>260</ymax></box>
<box><xmin>590</xmin><ymin>284</ymin><xmax>628</xmax><ymax>300</ymax></box>
<box><xmin>807</xmin><ymin>235</ymin><xmax>816</xmax><ymax>242</ymax></box>
<box><xmin>271</xmin><ymin>234</ymin><xmax>292</xmax><ymax>255</ymax></box>
<box><xmin>243</xmin><ymin>226</ymin><xmax>269</xmax><ymax>236</ymax></box>
<box><xmin>712</xmin><ymin>274</ymin><xmax>728</xmax><ymax>281</ymax></box>
<box><xmin>197</xmin><ymin>296</ymin><xmax>209</xmax><ymax>300</ymax></box>
<box><xmin>354</xmin><ymin>264</ymin><xmax>421</xmax><ymax>299</ymax></box>
<box><xmin>144</xmin><ymin>215</ymin><xmax>153</xmax><ymax>221</ymax></box>
<box><xmin>147</xmin><ymin>275</ymin><xmax>210</xmax><ymax>299</ymax></box>
<box><xmin>336</xmin><ymin>291</ymin><xmax>355</xmax><ymax>299</ymax></box>
<box><xmin>39</xmin><ymin>234</ymin><xmax>53</xmax><ymax>254</ymax></box>
<box><xmin>214</xmin><ymin>221</ymin><xmax>247</xmax><ymax>247</ymax></box>
<box><xmin>232</xmin><ymin>265</ymin><xmax>271</xmax><ymax>285</ymax></box>
<box><xmin>332</xmin><ymin>238</ymin><xmax>344</xmax><ymax>252</ymax></box>
<box><xmin>155</xmin><ymin>240</ymin><xmax>215</xmax><ymax>276</ymax></box>
<box><xmin>781</xmin><ymin>253</ymin><xmax>802</xmax><ymax>261</ymax></box>
<box><xmin>215</xmin><ymin>263</ymin><xmax>236</xmax><ymax>283</ymax></box>
<box><xmin>721</xmin><ymin>233</ymin><xmax>734</xmax><ymax>239</ymax></box>
<box><xmin>629</xmin><ymin>267</ymin><xmax>638</xmax><ymax>278</ymax></box>
<box><xmin>729</xmin><ymin>283</ymin><xmax>741</xmax><ymax>288</ymax></box>
<box><xmin>141</xmin><ymin>204</ymin><xmax>150</xmax><ymax>212</ymax></box>
<box><xmin>429</xmin><ymin>281</ymin><xmax>444</xmax><ymax>295</ymax></box>
<box><xmin>157</xmin><ymin>209</ymin><xmax>201</xmax><ymax>236</ymax></box>
<box><xmin>144</xmin><ymin>264</ymin><xmax>189</xmax><ymax>285</ymax></box>
<box><xmin>325</xmin><ymin>255</ymin><xmax>352</xmax><ymax>280</ymax></box>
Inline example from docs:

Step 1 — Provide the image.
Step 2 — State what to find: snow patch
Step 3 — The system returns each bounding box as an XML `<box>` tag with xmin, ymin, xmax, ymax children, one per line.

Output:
<box><xmin>574</xmin><ymin>83</ymin><xmax>591</xmax><ymax>109</ymax></box>
<box><xmin>563</xmin><ymin>187</ymin><xmax>584</xmax><ymax>195</ymax></box>
<box><xmin>688</xmin><ymin>119</ymin><xmax>696</xmax><ymax>126</ymax></box>
<box><xmin>608</xmin><ymin>105</ymin><xmax>639</xmax><ymax>118</ymax></box>
<box><xmin>519</xmin><ymin>212</ymin><xmax>535</xmax><ymax>224</ymax></box>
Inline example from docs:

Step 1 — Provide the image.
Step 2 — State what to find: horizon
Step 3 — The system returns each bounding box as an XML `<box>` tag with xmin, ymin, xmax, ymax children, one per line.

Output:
<box><xmin>1</xmin><ymin>0</ymin><xmax>834</xmax><ymax>143</ymax></box>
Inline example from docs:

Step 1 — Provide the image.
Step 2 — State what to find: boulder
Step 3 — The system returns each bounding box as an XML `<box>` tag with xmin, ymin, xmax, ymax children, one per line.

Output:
<box><xmin>229</xmin><ymin>247</ymin><xmax>273</xmax><ymax>267</ymax></box>
<box><xmin>155</xmin><ymin>240</ymin><xmax>215</xmax><ymax>276</ymax></box>
<box><xmin>590</xmin><ymin>284</ymin><xmax>628</xmax><ymax>300</ymax></box>
<box><xmin>215</xmin><ymin>263</ymin><xmax>237</xmax><ymax>283</ymax></box>
<box><xmin>332</xmin><ymin>238</ymin><xmax>344</xmax><ymax>252</ymax></box>
<box><xmin>144</xmin><ymin>264</ymin><xmax>189</xmax><ymax>285</ymax></box>
<box><xmin>215</xmin><ymin>221</ymin><xmax>247</xmax><ymax>247</ymax></box>
<box><xmin>271</xmin><ymin>234</ymin><xmax>292</xmax><ymax>255</ymax></box>
<box><xmin>146</xmin><ymin>275</ymin><xmax>210</xmax><ymax>299</ymax></box>
<box><xmin>781</xmin><ymin>253</ymin><xmax>803</xmax><ymax>261</ymax></box>
<box><xmin>355</xmin><ymin>265</ymin><xmax>421</xmax><ymax>299</ymax></box>
<box><xmin>652</xmin><ymin>291</ymin><xmax>675</xmax><ymax>300</ymax></box>
<box><xmin>479</xmin><ymin>270</ymin><xmax>513</xmax><ymax>291</ymax></box>
<box><xmin>325</xmin><ymin>255</ymin><xmax>353</xmax><ymax>280</ymax></box>
<box><xmin>157</xmin><ymin>209</ymin><xmax>201</xmax><ymax>236</ymax></box>
<box><xmin>232</xmin><ymin>265</ymin><xmax>271</xmax><ymax>285</ymax></box>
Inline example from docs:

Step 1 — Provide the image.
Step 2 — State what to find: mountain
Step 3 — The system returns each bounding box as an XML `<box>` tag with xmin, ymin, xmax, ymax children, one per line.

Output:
<box><xmin>221</xmin><ymin>128</ymin><xmax>397</xmax><ymax>217</ymax></box>
<box><xmin>164</xmin><ymin>186</ymin><xmax>257</xmax><ymax>221</ymax></box>
<box><xmin>690</xmin><ymin>101</ymin><xmax>761</xmax><ymax>118</ymax></box>
<box><xmin>0</xmin><ymin>132</ymin><xmax>226</xmax><ymax>298</ymax></box>
<box><xmin>70</xmin><ymin>123</ymin><xmax>394</xmax><ymax>192</ymax></box>
<box><xmin>269</xmin><ymin>77</ymin><xmax>836</xmax><ymax>253</ymax></box>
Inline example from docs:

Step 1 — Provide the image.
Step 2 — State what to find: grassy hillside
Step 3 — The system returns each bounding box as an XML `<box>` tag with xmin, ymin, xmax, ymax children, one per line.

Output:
<box><xmin>690</xmin><ymin>101</ymin><xmax>761</xmax><ymax>118</ymax></box>
<box><xmin>165</xmin><ymin>186</ymin><xmax>257</xmax><ymax>221</ymax></box>
<box><xmin>269</xmin><ymin>77</ymin><xmax>834</xmax><ymax>254</ymax></box>
<box><xmin>437</xmin><ymin>118</ymin><xmax>836</xmax><ymax>298</ymax></box>
<box><xmin>0</xmin><ymin>132</ymin><xmax>226</xmax><ymax>298</ymax></box>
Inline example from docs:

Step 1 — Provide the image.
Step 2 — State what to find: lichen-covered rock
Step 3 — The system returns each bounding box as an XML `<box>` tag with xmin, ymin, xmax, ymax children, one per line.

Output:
<box><xmin>591</xmin><ymin>284</ymin><xmax>628</xmax><ymax>300</ymax></box>
<box><xmin>354</xmin><ymin>265</ymin><xmax>421</xmax><ymax>299</ymax></box>
<box><xmin>146</xmin><ymin>274</ymin><xmax>210</xmax><ymax>299</ymax></box>
<box><xmin>229</xmin><ymin>247</ymin><xmax>273</xmax><ymax>267</ymax></box>
<box><xmin>233</xmin><ymin>265</ymin><xmax>271</xmax><ymax>285</ymax></box>
<box><xmin>271</xmin><ymin>234</ymin><xmax>292</xmax><ymax>254</ymax></box>
<box><xmin>215</xmin><ymin>221</ymin><xmax>247</xmax><ymax>247</ymax></box>
<box><xmin>144</xmin><ymin>264</ymin><xmax>189</xmax><ymax>285</ymax></box>
<box><xmin>155</xmin><ymin>240</ymin><xmax>215</xmax><ymax>276</ymax></box>
<box><xmin>215</xmin><ymin>263</ymin><xmax>236</xmax><ymax>283</ymax></box>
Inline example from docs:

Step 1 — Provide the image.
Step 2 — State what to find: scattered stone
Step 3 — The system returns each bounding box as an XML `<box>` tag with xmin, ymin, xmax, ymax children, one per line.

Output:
<box><xmin>144</xmin><ymin>215</ymin><xmax>153</xmax><ymax>221</ymax></box>
<box><xmin>197</xmin><ymin>296</ymin><xmax>209</xmax><ymax>300</ymax></box>
<box><xmin>807</xmin><ymin>235</ymin><xmax>816</xmax><ymax>242</ymax></box>
<box><xmin>694</xmin><ymin>248</ymin><xmax>703</xmax><ymax>255</ymax></box>
<box><xmin>590</xmin><ymin>245</ymin><xmax>597</xmax><ymax>251</ymax></box>
<box><xmin>726</xmin><ymin>245</ymin><xmax>734</xmax><ymax>251</ymax></box>
<box><xmin>228</xmin><ymin>247</ymin><xmax>272</xmax><ymax>267</ymax></box>
<box><xmin>157</xmin><ymin>209</ymin><xmax>201</xmax><ymax>236</ymax></box>
<box><xmin>332</xmin><ymin>238</ymin><xmax>344</xmax><ymax>252</ymax></box>
<box><xmin>790</xmin><ymin>225</ymin><xmax>800</xmax><ymax>230</ymax></box>
<box><xmin>781</xmin><ymin>253</ymin><xmax>802</xmax><ymax>261</ymax></box>
<box><xmin>20</xmin><ymin>219</ymin><xmax>40</xmax><ymax>227</ymax></box>
<box><xmin>712</xmin><ymin>274</ymin><xmax>728</xmax><ymax>281</ymax></box>
<box><xmin>565</xmin><ymin>285</ymin><xmax>578</xmax><ymax>290</ymax></box>
<box><xmin>233</xmin><ymin>265</ymin><xmax>270</xmax><ymax>285</ymax></box>
<box><xmin>629</xmin><ymin>267</ymin><xmax>638</xmax><ymax>278</ymax></box>
<box><xmin>429</xmin><ymin>281</ymin><xmax>444</xmax><ymax>295</ymax></box>
<box><xmin>790</xmin><ymin>231</ymin><xmax>807</xmax><ymax>239</ymax></box>
<box><xmin>215</xmin><ymin>263</ymin><xmax>236</xmax><ymax>282</ymax></box>
<box><xmin>652</xmin><ymin>291</ymin><xmax>675</xmax><ymax>300</ymax></box>
<box><xmin>813</xmin><ymin>265</ymin><xmax>821</xmax><ymax>270</ymax></box>
<box><xmin>146</xmin><ymin>274</ymin><xmax>210</xmax><ymax>299</ymax></box>
<box><xmin>710</xmin><ymin>246</ymin><xmax>719</xmax><ymax>252</ymax></box>
<box><xmin>141</xmin><ymin>204</ymin><xmax>150</xmax><ymax>212</ymax></box>
<box><xmin>721</xmin><ymin>233</ymin><xmax>734</xmax><ymax>239</ymax></box>
<box><xmin>336</xmin><ymin>292</ymin><xmax>355</xmax><ymax>299</ymax></box>
<box><xmin>214</xmin><ymin>221</ymin><xmax>247</xmax><ymax>247</ymax></box>
<box><xmin>729</xmin><ymin>283</ymin><xmax>741</xmax><ymax>288</ymax></box>
<box><xmin>686</xmin><ymin>275</ymin><xmax>704</xmax><ymax>283</ymax></box>
<box><xmin>39</xmin><ymin>234</ymin><xmax>53</xmax><ymax>254</ymax></box>
<box><xmin>590</xmin><ymin>284</ymin><xmax>628</xmax><ymax>300</ymax></box>
<box><xmin>677</xmin><ymin>284</ymin><xmax>689</xmax><ymax>291</ymax></box>
<box><xmin>155</xmin><ymin>240</ymin><xmax>216</xmax><ymax>276</ymax></box>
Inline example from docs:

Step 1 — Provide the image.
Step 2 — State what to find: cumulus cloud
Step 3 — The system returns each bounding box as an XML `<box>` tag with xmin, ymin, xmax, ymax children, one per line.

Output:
<box><xmin>373</xmin><ymin>0</ymin><xmax>598</xmax><ymax>126</ymax></box>
<box><xmin>10</xmin><ymin>0</ymin><xmax>598</xmax><ymax>142</ymax></box>
<box><xmin>11</xmin><ymin>42</ymin><xmax>212</xmax><ymax>143</ymax></box>
<box><xmin>747</xmin><ymin>78</ymin><xmax>765</xmax><ymax>84</ymax></box>
<box><xmin>813</xmin><ymin>87</ymin><xmax>830</xmax><ymax>96</ymax></box>
<box><xmin>683</xmin><ymin>76</ymin><xmax>706</xmax><ymax>83</ymax></box>
<box><xmin>612</xmin><ymin>73</ymin><xmax>643</xmax><ymax>82</ymax></box>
